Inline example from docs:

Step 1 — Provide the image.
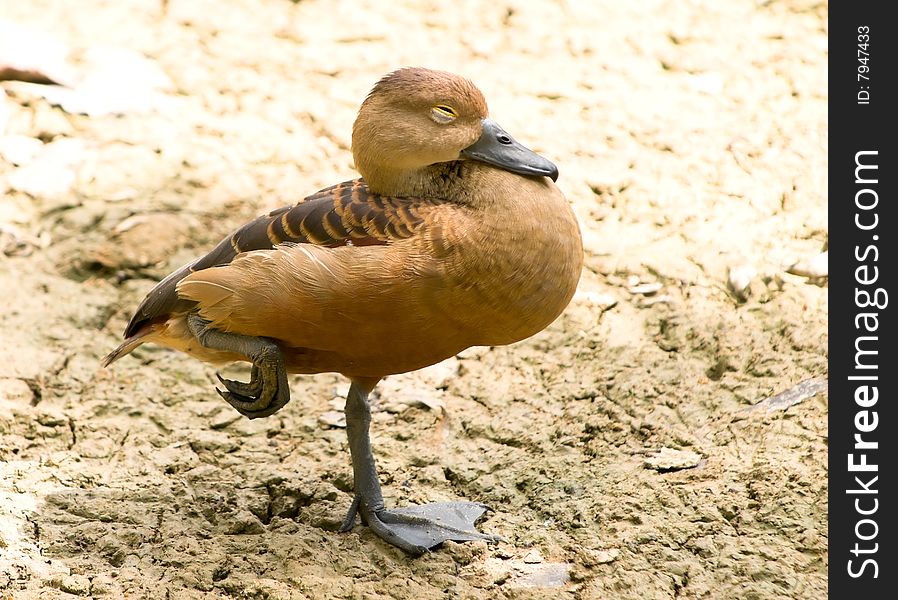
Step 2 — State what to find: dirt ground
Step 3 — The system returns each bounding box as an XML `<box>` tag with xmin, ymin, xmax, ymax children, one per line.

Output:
<box><xmin>1</xmin><ymin>0</ymin><xmax>828</xmax><ymax>598</ymax></box>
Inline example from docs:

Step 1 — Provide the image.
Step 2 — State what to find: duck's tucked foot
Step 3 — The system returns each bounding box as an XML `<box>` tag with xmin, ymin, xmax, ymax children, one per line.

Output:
<box><xmin>216</xmin><ymin>364</ymin><xmax>261</xmax><ymax>397</ymax></box>
<box><xmin>359</xmin><ymin>501</ymin><xmax>500</xmax><ymax>555</ymax></box>
<box><xmin>215</xmin><ymin>359</ymin><xmax>289</xmax><ymax>419</ymax></box>
<box><xmin>187</xmin><ymin>313</ymin><xmax>291</xmax><ymax>419</ymax></box>
<box><xmin>213</xmin><ymin>350</ymin><xmax>290</xmax><ymax>419</ymax></box>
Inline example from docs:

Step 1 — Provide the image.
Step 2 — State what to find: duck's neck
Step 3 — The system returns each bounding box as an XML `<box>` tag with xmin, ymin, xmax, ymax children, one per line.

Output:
<box><xmin>358</xmin><ymin>161</ymin><xmax>466</xmax><ymax>199</ymax></box>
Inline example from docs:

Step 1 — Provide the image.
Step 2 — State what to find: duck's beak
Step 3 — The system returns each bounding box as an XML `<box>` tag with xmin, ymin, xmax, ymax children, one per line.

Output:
<box><xmin>460</xmin><ymin>119</ymin><xmax>559</xmax><ymax>182</ymax></box>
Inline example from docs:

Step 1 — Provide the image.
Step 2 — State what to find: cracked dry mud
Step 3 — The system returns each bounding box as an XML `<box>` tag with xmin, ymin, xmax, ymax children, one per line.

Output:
<box><xmin>1</xmin><ymin>1</ymin><xmax>827</xmax><ymax>598</ymax></box>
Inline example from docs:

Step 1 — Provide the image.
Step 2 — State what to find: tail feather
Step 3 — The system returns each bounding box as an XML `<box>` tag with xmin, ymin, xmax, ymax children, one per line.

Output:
<box><xmin>101</xmin><ymin>323</ymin><xmax>161</xmax><ymax>367</ymax></box>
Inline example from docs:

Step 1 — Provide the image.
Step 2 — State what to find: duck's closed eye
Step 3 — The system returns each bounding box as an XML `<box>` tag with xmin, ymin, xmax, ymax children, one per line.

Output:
<box><xmin>431</xmin><ymin>105</ymin><xmax>458</xmax><ymax>124</ymax></box>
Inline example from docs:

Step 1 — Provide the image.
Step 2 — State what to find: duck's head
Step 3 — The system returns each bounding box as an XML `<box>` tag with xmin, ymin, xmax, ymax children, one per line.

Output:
<box><xmin>352</xmin><ymin>67</ymin><xmax>558</xmax><ymax>194</ymax></box>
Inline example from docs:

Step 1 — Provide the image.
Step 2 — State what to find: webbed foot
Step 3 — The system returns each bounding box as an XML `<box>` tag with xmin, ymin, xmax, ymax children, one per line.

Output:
<box><xmin>356</xmin><ymin>501</ymin><xmax>500</xmax><ymax>555</ymax></box>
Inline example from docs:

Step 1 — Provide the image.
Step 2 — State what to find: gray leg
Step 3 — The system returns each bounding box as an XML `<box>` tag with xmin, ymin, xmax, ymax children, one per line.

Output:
<box><xmin>187</xmin><ymin>313</ymin><xmax>290</xmax><ymax>419</ymax></box>
<box><xmin>341</xmin><ymin>380</ymin><xmax>501</xmax><ymax>554</ymax></box>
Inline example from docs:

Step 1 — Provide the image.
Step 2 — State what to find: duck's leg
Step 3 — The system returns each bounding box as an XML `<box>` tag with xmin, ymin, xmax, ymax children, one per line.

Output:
<box><xmin>341</xmin><ymin>378</ymin><xmax>500</xmax><ymax>554</ymax></box>
<box><xmin>187</xmin><ymin>313</ymin><xmax>290</xmax><ymax>419</ymax></box>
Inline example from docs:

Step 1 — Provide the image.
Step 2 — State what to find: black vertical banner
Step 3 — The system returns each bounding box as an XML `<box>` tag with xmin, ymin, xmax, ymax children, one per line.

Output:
<box><xmin>829</xmin><ymin>3</ymin><xmax>896</xmax><ymax>597</ymax></box>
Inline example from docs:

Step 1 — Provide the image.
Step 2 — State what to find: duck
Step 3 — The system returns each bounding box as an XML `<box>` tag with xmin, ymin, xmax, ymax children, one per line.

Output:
<box><xmin>102</xmin><ymin>67</ymin><xmax>583</xmax><ymax>554</ymax></box>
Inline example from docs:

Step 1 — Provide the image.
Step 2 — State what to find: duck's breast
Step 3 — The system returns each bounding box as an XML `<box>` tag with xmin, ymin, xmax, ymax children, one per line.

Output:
<box><xmin>429</xmin><ymin>172</ymin><xmax>584</xmax><ymax>346</ymax></box>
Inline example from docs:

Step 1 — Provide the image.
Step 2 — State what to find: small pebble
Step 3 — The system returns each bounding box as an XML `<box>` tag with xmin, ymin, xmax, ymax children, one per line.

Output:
<box><xmin>318</xmin><ymin>410</ymin><xmax>346</xmax><ymax>428</ymax></box>
<box><xmin>644</xmin><ymin>447</ymin><xmax>702</xmax><ymax>471</ymax></box>
<box><xmin>786</xmin><ymin>251</ymin><xmax>827</xmax><ymax>282</ymax></box>
<box><xmin>523</xmin><ymin>549</ymin><xmax>544</xmax><ymax>564</ymax></box>
<box><xmin>57</xmin><ymin>574</ymin><xmax>91</xmax><ymax>596</ymax></box>
<box><xmin>628</xmin><ymin>281</ymin><xmax>663</xmax><ymax>295</ymax></box>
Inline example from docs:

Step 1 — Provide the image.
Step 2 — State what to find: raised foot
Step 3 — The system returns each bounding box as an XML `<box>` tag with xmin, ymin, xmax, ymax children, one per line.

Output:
<box><xmin>187</xmin><ymin>313</ymin><xmax>291</xmax><ymax>420</ymax></box>
<box><xmin>215</xmin><ymin>348</ymin><xmax>290</xmax><ymax>419</ymax></box>
<box><xmin>352</xmin><ymin>501</ymin><xmax>502</xmax><ymax>555</ymax></box>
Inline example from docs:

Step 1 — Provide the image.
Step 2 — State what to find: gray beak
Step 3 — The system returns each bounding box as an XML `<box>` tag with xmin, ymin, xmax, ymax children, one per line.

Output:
<box><xmin>460</xmin><ymin>119</ymin><xmax>559</xmax><ymax>182</ymax></box>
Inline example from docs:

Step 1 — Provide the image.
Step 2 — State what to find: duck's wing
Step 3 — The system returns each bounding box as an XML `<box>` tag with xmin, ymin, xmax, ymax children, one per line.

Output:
<box><xmin>107</xmin><ymin>178</ymin><xmax>436</xmax><ymax>361</ymax></box>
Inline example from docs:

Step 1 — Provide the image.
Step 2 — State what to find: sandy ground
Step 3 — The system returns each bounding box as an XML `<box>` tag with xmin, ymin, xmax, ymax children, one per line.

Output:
<box><xmin>1</xmin><ymin>0</ymin><xmax>828</xmax><ymax>598</ymax></box>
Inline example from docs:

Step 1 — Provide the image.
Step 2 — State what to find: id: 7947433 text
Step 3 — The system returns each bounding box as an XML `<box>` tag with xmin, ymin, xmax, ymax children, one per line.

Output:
<box><xmin>857</xmin><ymin>25</ymin><xmax>870</xmax><ymax>105</ymax></box>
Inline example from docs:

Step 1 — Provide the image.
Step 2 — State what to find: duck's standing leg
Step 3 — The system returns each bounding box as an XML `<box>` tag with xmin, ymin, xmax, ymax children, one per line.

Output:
<box><xmin>340</xmin><ymin>378</ymin><xmax>500</xmax><ymax>554</ymax></box>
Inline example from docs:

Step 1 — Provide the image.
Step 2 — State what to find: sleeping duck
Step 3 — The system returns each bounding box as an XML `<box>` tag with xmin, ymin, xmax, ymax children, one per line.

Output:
<box><xmin>103</xmin><ymin>67</ymin><xmax>583</xmax><ymax>554</ymax></box>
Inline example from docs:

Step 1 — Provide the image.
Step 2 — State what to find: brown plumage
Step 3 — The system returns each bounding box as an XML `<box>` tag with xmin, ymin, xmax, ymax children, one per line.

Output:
<box><xmin>103</xmin><ymin>67</ymin><xmax>583</xmax><ymax>553</ymax></box>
